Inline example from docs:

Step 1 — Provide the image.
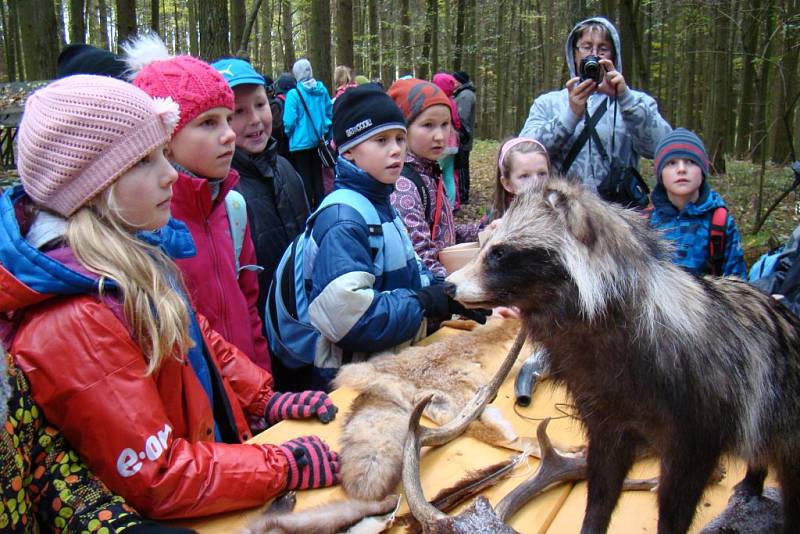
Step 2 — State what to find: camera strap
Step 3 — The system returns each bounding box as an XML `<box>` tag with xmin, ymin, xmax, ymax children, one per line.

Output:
<box><xmin>562</xmin><ymin>98</ymin><xmax>608</xmax><ymax>175</ymax></box>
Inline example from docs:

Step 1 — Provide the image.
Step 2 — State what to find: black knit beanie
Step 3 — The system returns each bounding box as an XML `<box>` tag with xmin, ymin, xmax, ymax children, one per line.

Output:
<box><xmin>453</xmin><ymin>71</ymin><xmax>470</xmax><ymax>84</ymax></box>
<box><xmin>56</xmin><ymin>44</ymin><xmax>127</xmax><ymax>80</ymax></box>
<box><xmin>333</xmin><ymin>83</ymin><xmax>406</xmax><ymax>154</ymax></box>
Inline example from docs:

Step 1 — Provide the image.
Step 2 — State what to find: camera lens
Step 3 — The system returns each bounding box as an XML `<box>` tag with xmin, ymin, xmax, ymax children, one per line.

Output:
<box><xmin>580</xmin><ymin>55</ymin><xmax>604</xmax><ymax>84</ymax></box>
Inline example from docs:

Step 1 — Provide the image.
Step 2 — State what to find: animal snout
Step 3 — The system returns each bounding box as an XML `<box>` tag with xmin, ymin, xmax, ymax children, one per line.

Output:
<box><xmin>443</xmin><ymin>281</ymin><xmax>457</xmax><ymax>298</ymax></box>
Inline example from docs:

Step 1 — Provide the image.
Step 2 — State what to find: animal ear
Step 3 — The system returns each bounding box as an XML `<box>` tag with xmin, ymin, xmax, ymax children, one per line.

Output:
<box><xmin>544</xmin><ymin>186</ymin><xmax>596</xmax><ymax>248</ymax></box>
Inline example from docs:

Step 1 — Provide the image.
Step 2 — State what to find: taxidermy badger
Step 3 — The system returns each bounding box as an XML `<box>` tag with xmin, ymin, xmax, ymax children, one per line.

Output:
<box><xmin>445</xmin><ymin>177</ymin><xmax>800</xmax><ymax>533</ymax></box>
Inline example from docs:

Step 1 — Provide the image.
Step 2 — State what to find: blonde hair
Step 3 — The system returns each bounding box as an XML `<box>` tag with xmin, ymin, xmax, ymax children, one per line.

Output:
<box><xmin>66</xmin><ymin>186</ymin><xmax>193</xmax><ymax>374</ymax></box>
<box><xmin>491</xmin><ymin>138</ymin><xmax>551</xmax><ymax>219</ymax></box>
<box><xmin>334</xmin><ymin>65</ymin><xmax>354</xmax><ymax>89</ymax></box>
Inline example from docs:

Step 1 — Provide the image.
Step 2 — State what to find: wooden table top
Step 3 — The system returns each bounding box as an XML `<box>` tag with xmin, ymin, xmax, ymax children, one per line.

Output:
<box><xmin>175</xmin><ymin>323</ymin><xmax>759</xmax><ymax>533</ymax></box>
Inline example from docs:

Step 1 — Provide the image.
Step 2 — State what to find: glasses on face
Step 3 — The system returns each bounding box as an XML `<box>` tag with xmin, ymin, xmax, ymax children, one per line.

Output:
<box><xmin>575</xmin><ymin>43</ymin><xmax>613</xmax><ymax>57</ymax></box>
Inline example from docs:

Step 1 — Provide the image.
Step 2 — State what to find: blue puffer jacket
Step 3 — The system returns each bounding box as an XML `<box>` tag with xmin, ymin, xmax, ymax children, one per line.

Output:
<box><xmin>648</xmin><ymin>181</ymin><xmax>747</xmax><ymax>277</ymax></box>
<box><xmin>283</xmin><ymin>81</ymin><xmax>332</xmax><ymax>152</ymax></box>
<box><xmin>307</xmin><ymin>158</ymin><xmax>430</xmax><ymax>373</ymax></box>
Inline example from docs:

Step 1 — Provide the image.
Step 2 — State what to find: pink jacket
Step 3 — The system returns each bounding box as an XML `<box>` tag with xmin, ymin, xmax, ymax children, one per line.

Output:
<box><xmin>432</xmin><ymin>73</ymin><xmax>462</xmax><ymax>131</ymax></box>
<box><xmin>390</xmin><ymin>153</ymin><xmax>480</xmax><ymax>278</ymax></box>
<box><xmin>170</xmin><ymin>169</ymin><xmax>271</xmax><ymax>371</ymax></box>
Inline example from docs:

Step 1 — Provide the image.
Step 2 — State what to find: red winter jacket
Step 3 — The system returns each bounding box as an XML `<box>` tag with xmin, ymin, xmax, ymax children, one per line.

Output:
<box><xmin>170</xmin><ymin>169</ymin><xmax>271</xmax><ymax>371</ymax></box>
<box><xmin>11</xmin><ymin>295</ymin><xmax>289</xmax><ymax>519</ymax></box>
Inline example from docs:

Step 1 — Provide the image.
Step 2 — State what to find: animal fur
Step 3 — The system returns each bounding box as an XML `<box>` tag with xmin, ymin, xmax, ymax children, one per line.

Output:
<box><xmin>446</xmin><ymin>177</ymin><xmax>800</xmax><ymax>533</ymax></box>
<box><xmin>333</xmin><ymin>319</ymin><xmax>523</xmax><ymax>500</ymax></box>
<box><xmin>243</xmin><ymin>494</ymin><xmax>399</xmax><ymax>534</ymax></box>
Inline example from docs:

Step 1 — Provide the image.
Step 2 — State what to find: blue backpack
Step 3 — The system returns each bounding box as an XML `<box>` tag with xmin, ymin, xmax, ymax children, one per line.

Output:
<box><xmin>748</xmin><ymin>246</ymin><xmax>787</xmax><ymax>283</ymax></box>
<box><xmin>748</xmin><ymin>225</ymin><xmax>800</xmax><ymax>293</ymax></box>
<box><xmin>264</xmin><ymin>189</ymin><xmax>386</xmax><ymax>371</ymax></box>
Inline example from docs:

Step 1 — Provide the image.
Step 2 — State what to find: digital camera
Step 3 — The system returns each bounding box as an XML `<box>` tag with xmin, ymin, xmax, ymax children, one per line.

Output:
<box><xmin>579</xmin><ymin>55</ymin><xmax>605</xmax><ymax>84</ymax></box>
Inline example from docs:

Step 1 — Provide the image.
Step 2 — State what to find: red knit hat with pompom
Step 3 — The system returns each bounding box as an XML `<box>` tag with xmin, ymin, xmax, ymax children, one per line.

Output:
<box><xmin>124</xmin><ymin>34</ymin><xmax>233</xmax><ymax>134</ymax></box>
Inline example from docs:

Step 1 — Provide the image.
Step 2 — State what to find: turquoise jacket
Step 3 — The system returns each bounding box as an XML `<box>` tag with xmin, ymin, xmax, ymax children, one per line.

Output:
<box><xmin>283</xmin><ymin>81</ymin><xmax>333</xmax><ymax>152</ymax></box>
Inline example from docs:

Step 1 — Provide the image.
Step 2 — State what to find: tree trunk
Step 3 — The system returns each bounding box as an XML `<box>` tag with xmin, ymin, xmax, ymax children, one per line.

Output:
<box><xmin>187</xmin><ymin>0</ymin><xmax>198</xmax><ymax>56</ymax></box>
<box><xmin>95</xmin><ymin>0</ymin><xmax>109</xmax><ymax>49</ymax></box>
<box><xmin>769</xmin><ymin>0</ymin><xmax>799</xmax><ymax>163</ymax></box>
<box><xmin>453</xmin><ymin>0</ymin><xmax>466</xmax><ymax>71</ymax></box>
<box><xmin>418</xmin><ymin>0</ymin><xmax>436</xmax><ymax>79</ymax></box>
<box><xmin>544</xmin><ymin>0</ymin><xmax>555</xmax><ymax>88</ymax></box>
<box><xmin>69</xmin><ymin>0</ymin><xmax>86</xmax><ymax>43</ymax></box>
<box><xmin>239</xmin><ymin>0</ymin><xmax>267</xmax><ymax>54</ymax></box>
<box><xmin>442</xmin><ymin>0</ymin><xmax>451</xmax><ymax>71</ymax></box>
<box><xmin>230</xmin><ymin>0</ymin><xmax>246</xmax><ymax>53</ymax></box>
<box><xmin>724</xmin><ymin>0</ymin><xmax>740</xmax><ymax>152</ymax></box>
<box><xmin>706</xmin><ymin>0</ymin><xmax>731</xmax><ymax>174</ymax></box>
<box><xmin>281</xmin><ymin>0</ymin><xmax>295</xmax><ymax>71</ymax></box>
<box><xmin>367</xmin><ymin>0</ymin><xmax>378</xmax><ymax>78</ymax></box>
<box><xmin>171</xmin><ymin>0</ymin><xmax>180</xmax><ymax>52</ymax></box>
<box><xmin>1</xmin><ymin>0</ymin><xmax>18</xmax><ymax>81</ymax></box>
<box><xmin>115</xmin><ymin>0</ymin><xmax>136</xmax><ymax>47</ymax></box>
<box><xmin>620</xmin><ymin>0</ymin><xmax>648</xmax><ymax>87</ymax></box>
<box><xmin>514</xmin><ymin>2</ymin><xmax>527</xmax><ymax>130</ymax></box>
<box><xmin>379</xmin><ymin>0</ymin><xmax>394</xmax><ymax>84</ymax></box>
<box><xmin>751</xmin><ymin>3</ymin><xmax>774</xmax><ymax>164</ymax></box>
<box><xmin>199</xmin><ymin>0</ymin><xmax>230</xmax><ymax>60</ymax></box>
<box><xmin>261</xmin><ymin>0</ymin><xmax>273</xmax><ymax>76</ymax></box>
<box><xmin>352</xmin><ymin>0</ymin><xmax>364</xmax><ymax>73</ymax></box>
<box><xmin>736</xmin><ymin>0</ymin><xmax>761</xmax><ymax>156</ymax></box>
<box><xmin>430</xmin><ymin>0</ymin><xmax>438</xmax><ymax>75</ymax></box>
<box><xmin>336</xmin><ymin>0</ymin><xmax>354</xmax><ymax>67</ymax></box>
<box><xmin>18</xmin><ymin>0</ymin><xmax>59</xmax><ymax>79</ymax></box>
<box><xmin>494</xmin><ymin>0</ymin><xmax>506</xmax><ymax>138</ymax></box>
<box><xmin>398</xmin><ymin>0</ymin><xmax>411</xmax><ymax>75</ymax></box>
<box><xmin>150</xmin><ymin>0</ymin><xmax>159</xmax><ymax>35</ymax></box>
<box><xmin>54</xmin><ymin>0</ymin><xmax>66</xmax><ymax>47</ymax></box>
<box><xmin>309</xmin><ymin>0</ymin><xmax>332</xmax><ymax>91</ymax></box>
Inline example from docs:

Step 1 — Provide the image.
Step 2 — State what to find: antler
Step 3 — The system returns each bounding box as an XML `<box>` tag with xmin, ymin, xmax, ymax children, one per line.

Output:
<box><xmin>402</xmin><ymin>327</ymin><xmax>527</xmax><ymax>530</ymax></box>
<box><xmin>495</xmin><ymin>418</ymin><xmax>587</xmax><ymax>521</ymax></box>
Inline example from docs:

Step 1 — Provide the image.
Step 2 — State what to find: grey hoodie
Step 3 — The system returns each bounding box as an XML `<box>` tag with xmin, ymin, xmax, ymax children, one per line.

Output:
<box><xmin>519</xmin><ymin>17</ymin><xmax>671</xmax><ymax>192</ymax></box>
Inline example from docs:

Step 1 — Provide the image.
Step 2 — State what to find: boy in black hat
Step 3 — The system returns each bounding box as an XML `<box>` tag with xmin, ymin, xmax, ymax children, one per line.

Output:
<box><xmin>265</xmin><ymin>84</ymin><xmax>486</xmax><ymax>389</ymax></box>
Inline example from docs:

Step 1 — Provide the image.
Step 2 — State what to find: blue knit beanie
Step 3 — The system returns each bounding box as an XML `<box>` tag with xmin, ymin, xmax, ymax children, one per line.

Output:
<box><xmin>654</xmin><ymin>128</ymin><xmax>709</xmax><ymax>181</ymax></box>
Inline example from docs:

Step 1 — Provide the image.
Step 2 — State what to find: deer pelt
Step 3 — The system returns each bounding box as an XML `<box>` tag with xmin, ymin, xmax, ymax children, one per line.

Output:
<box><xmin>243</xmin><ymin>494</ymin><xmax>399</xmax><ymax>534</ymax></box>
<box><xmin>333</xmin><ymin>318</ymin><xmax>522</xmax><ymax>500</ymax></box>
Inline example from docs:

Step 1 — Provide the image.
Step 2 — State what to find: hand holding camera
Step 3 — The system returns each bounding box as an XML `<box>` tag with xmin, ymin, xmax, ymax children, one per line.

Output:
<box><xmin>596</xmin><ymin>58</ymin><xmax>627</xmax><ymax>97</ymax></box>
<box><xmin>567</xmin><ymin>58</ymin><xmax>628</xmax><ymax>117</ymax></box>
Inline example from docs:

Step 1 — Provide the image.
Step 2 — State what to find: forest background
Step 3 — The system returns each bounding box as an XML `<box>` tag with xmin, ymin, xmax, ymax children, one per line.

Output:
<box><xmin>1</xmin><ymin>0</ymin><xmax>799</xmax><ymax>261</ymax></box>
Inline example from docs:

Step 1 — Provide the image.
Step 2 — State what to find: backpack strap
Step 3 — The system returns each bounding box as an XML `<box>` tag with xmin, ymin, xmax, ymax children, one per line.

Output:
<box><xmin>401</xmin><ymin>164</ymin><xmax>432</xmax><ymax>225</ymax></box>
<box><xmin>709</xmin><ymin>207</ymin><xmax>728</xmax><ymax>276</ymax></box>
<box><xmin>308</xmin><ymin>188</ymin><xmax>384</xmax><ymax>259</ymax></box>
<box><xmin>561</xmin><ymin>98</ymin><xmax>608</xmax><ymax>175</ymax></box>
<box><xmin>224</xmin><ymin>190</ymin><xmax>263</xmax><ymax>278</ymax></box>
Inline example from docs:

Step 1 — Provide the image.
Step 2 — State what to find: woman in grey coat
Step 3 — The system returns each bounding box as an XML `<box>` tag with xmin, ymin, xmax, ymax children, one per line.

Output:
<box><xmin>519</xmin><ymin>16</ymin><xmax>671</xmax><ymax>193</ymax></box>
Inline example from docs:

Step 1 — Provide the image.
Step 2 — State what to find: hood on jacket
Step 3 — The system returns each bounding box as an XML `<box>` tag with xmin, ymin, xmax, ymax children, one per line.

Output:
<box><xmin>651</xmin><ymin>180</ymin><xmax>724</xmax><ymax>216</ymax></box>
<box><xmin>564</xmin><ymin>16</ymin><xmax>623</xmax><ymax>78</ymax></box>
<box><xmin>0</xmin><ymin>185</ymin><xmax>195</xmax><ymax>315</ymax></box>
<box><xmin>232</xmin><ymin>137</ymin><xmax>279</xmax><ymax>181</ymax></box>
<box><xmin>454</xmin><ymin>81</ymin><xmax>475</xmax><ymax>95</ymax></box>
<box><xmin>297</xmin><ymin>80</ymin><xmax>330</xmax><ymax>97</ymax></box>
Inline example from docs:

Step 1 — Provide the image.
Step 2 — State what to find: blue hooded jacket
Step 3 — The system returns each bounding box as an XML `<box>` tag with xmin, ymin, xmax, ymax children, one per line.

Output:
<box><xmin>305</xmin><ymin>157</ymin><xmax>429</xmax><ymax>372</ymax></box>
<box><xmin>283</xmin><ymin>80</ymin><xmax>333</xmax><ymax>151</ymax></box>
<box><xmin>648</xmin><ymin>181</ymin><xmax>747</xmax><ymax>277</ymax></box>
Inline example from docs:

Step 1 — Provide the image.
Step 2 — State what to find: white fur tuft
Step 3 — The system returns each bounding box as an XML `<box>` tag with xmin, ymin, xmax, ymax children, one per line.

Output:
<box><xmin>121</xmin><ymin>32</ymin><xmax>172</xmax><ymax>80</ymax></box>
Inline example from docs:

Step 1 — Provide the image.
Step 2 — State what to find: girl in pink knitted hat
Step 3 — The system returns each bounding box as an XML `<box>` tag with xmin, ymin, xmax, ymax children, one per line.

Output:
<box><xmin>123</xmin><ymin>34</ymin><xmax>273</xmax><ymax>373</ymax></box>
<box><xmin>2</xmin><ymin>74</ymin><xmax>339</xmax><ymax>520</ymax></box>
